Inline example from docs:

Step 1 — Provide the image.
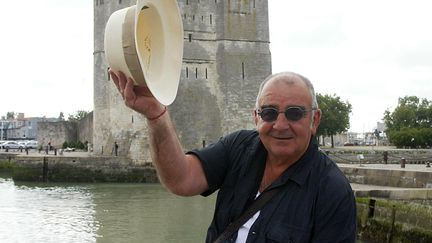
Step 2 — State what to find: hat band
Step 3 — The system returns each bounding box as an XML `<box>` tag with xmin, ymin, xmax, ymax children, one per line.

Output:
<box><xmin>122</xmin><ymin>6</ymin><xmax>146</xmax><ymax>85</ymax></box>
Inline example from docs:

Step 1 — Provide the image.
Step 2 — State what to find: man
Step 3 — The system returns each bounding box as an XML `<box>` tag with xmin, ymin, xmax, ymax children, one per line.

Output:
<box><xmin>110</xmin><ymin>70</ymin><xmax>357</xmax><ymax>242</ymax></box>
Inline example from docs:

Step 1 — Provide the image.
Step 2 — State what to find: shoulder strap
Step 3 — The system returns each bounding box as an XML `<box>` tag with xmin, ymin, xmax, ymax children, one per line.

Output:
<box><xmin>213</xmin><ymin>187</ymin><xmax>282</xmax><ymax>243</ymax></box>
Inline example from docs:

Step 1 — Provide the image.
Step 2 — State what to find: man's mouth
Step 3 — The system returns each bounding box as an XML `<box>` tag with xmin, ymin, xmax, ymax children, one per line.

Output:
<box><xmin>272</xmin><ymin>134</ymin><xmax>294</xmax><ymax>140</ymax></box>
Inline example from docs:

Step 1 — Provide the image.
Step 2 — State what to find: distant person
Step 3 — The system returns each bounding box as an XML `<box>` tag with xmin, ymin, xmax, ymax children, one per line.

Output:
<box><xmin>112</xmin><ymin>141</ymin><xmax>119</xmax><ymax>156</ymax></box>
<box><xmin>110</xmin><ymin>70</ymin><xmax>357</xmax><ymax>242</ymax></box>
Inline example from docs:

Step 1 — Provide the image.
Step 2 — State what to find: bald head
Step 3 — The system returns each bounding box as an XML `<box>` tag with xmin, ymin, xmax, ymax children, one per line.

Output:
<box><xmin>255</xmin><ymin>72</ymin><xmax>318</xmax><ymax>110</ymax></box>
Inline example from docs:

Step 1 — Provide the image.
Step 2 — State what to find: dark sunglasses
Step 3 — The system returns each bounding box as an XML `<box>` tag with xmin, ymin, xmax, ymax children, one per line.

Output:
<box><xmin>257</xmin><ymin>106</ymin><xmax>315</xmax><ymax>122</ymax></box>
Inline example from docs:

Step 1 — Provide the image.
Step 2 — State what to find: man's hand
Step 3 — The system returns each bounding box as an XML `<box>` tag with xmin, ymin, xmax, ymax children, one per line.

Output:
<box><xmin>109</xmin><ymin>69</ymin><xmax>166</xmax><ymax>119</ymax></box>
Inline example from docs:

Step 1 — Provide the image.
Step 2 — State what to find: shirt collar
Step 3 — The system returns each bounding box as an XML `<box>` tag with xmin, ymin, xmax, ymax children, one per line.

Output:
<box><xmin>269</xmin><ymin>136</ymin><xmax>319</xmax><ymax>188</ymax></box>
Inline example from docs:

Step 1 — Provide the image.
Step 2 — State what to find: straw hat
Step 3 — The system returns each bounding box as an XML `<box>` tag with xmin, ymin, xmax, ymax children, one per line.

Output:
<box><xmin>104</xmin><ymin>0</ymin><xmax>184</xmax><ymax>105</ymax></box>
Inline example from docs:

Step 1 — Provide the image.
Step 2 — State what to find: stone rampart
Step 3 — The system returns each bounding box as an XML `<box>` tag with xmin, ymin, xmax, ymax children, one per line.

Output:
<box><xmin>37</xmin><ymin>121</ymin><xmax>77</xmax><ymax>148</ymax></box>
<box><xmin>78</xmin><ymin>111</ymin><xmax>93</xmax><ymax>145</ymax></box>
<box><xmin>2</xmin><ymin>154</ymin><xmax>158</xmax><ymax>183</ymax></box>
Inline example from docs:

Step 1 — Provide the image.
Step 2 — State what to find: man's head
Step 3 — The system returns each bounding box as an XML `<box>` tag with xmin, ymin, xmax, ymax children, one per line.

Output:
<box><xmin>254</xmin><ymin>72</ymin><xmax>321</xmax><ymax>163</ymax></box>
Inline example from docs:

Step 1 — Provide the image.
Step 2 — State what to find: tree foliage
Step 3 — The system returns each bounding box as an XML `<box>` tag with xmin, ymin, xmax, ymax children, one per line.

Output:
<box><xmin>58</xmin><ymin>112</ymin><xmax>65</xmax><ymax>121</ymax></box>
<box><xmin>6</xmin><ymin>112</ymin><xmax>15</xmax><ymax>119</ymax></box>
<box><xmin>383</xmin><ymin>96</ymin><xmax>432</xmax><ymax>148</ymax></box>
<box><xmin>316</xmin><ymin>93</ymin><xmax>352</xmax><ymax>147</ymax></box>
<box><xmin>67</xmin><ymin>110</ymin><xmax>89</xmax><ymax>122</ymax></box>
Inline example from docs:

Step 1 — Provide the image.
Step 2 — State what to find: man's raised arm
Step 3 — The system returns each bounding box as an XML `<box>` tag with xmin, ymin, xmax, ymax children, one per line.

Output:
<box><xmin>109</xmin><ymin>70</ymin><xmax>209</xmax><ymax>196</ymax></box>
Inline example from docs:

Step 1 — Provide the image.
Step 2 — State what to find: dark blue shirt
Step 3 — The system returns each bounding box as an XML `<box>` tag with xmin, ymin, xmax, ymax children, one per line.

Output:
<box><xmin>189</xmin><ymin>130</ymin><xmax>356</xmax><ymax>243</ymax></box>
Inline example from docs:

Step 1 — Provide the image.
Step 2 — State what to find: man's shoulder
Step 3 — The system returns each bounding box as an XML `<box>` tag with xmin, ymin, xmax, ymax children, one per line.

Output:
<box><xmin>223</xmin><ymin>129</ymin><xmax>259</xmax><ymax>145</ymax></box>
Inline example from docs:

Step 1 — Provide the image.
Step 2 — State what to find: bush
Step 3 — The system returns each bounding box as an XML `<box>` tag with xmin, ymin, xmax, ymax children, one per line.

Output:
<box><xmin>76</xmin><ymin>141</ymin><xmax>85</xmax><ymax>150</ymax></box>
<box><xmin>388</xmin><ymin>128</ymin><xmax>432</xmax><ymax>148</ymax></box>
<box><xmin>62</xmin><ymin>141</ymin><xmax>85</xmax><ymax>150</ymax></box>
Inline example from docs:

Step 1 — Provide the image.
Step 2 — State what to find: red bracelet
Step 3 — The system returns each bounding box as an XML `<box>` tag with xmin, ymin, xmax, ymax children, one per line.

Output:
<box><xmin>147</xmin><ymin>106</ymin><xmax>167</xmax><ymax>121</ymax></box>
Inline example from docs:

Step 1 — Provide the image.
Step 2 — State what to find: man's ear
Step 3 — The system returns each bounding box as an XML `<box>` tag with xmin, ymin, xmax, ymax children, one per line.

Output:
<box><xmin>311</xmin><ymin>109</ymin><xmax>322</xmax><ymax>135</ymax></box>
<box><xmin>253</xmin><ymin>109</ymin><xmax>259</xmax><ymax>125</ymax></box>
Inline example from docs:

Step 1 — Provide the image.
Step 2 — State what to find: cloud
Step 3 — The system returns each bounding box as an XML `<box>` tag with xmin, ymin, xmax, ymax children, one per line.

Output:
<box><xmin>269</xmin><ymin>0</ymin><xmax>432</xmax><ymax>132</ymax></box>
<box><xmin>0</xmin><ymin>0</ymin><xmax>93</xmax><ymax>118</ymax></box>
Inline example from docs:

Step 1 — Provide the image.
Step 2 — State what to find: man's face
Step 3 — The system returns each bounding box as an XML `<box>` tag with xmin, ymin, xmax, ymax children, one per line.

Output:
<box><xmin>254</xmin><ymin>77</ymin><xmax>321</xmax><ymax>163</ymax></box>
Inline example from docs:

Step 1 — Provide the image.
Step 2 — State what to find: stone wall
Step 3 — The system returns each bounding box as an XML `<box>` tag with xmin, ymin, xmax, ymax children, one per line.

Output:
<box><xmin>78</xmin><ymin>111</ymin><xmax>93</xmax><ymax>145</ymax></box>
<box><xmin>93</xmin><ymin>0</ymin><xmax>271</xmax><ymax>164</ymax></box>
<box><xmin>37</xmin><ymin>121</ymin><xmax>77</xmax><ymax>149</ymax></box>
<box><xmin>2</xmin><ymin>155</ymin><xmax>158</xmax><ymax>183</ymax></box>
<box><xmin>340</xmin><ymin>166</ymin><xmax>432</xmax><ymax>188</ymax></box>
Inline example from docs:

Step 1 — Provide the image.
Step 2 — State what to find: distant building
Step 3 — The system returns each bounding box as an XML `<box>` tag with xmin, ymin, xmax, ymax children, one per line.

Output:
<box><xmin>0</xmin><ymin>114</ymin><xmax>58</xmax><ymax>140</ymax></box>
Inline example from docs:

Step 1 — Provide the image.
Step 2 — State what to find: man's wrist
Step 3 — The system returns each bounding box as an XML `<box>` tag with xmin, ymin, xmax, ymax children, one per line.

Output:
<box><xmin>147</xmin><ymin>106</ymin><xmax>167</xmax><ymax>121</ymax></box>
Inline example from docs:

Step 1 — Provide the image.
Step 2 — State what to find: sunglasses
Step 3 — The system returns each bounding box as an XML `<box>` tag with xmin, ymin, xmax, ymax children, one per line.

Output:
<box><xmin>257</xmin><ymin>106</ymin><xmax>315</xmax><ymax>122</ymax></box>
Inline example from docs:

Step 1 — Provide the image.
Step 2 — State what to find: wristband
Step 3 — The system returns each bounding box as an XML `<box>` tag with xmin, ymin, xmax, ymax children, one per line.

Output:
<box><xmin>147</xmin><ymin>106</ymin><xmax>167</xmax><ymax>121</ymax></box>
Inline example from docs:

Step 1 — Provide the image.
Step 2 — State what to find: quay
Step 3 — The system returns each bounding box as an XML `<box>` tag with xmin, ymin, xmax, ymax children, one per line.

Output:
<box><xmin>0</xmin><ymin>150</ymin><xmax>158</xmax><ymax>183</ymax></box>
<box><xmin>1</xmin><ymin>150</ymin><xmax>432</xmax><ymax>199</ymax></box>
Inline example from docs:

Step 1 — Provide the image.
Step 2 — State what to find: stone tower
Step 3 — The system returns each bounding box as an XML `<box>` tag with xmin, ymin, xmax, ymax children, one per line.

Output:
<box><xmin>93</xmin><ymin>0</ymin><xmax>271</xmax><ymax>163</ymax></box>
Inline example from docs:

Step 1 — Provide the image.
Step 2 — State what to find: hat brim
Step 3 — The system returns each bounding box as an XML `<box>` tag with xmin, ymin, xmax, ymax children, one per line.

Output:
<box><xmin>104</xmin><ymin>0</ymin><xmax>184</xmax><ymax>105</ymax></box>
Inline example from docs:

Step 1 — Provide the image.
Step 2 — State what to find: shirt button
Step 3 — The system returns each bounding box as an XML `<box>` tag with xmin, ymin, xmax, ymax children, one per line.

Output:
<box><xmin>251</xmin><ymin>231</ymin><xmax>256</xmax><ymax>235</ymax></box>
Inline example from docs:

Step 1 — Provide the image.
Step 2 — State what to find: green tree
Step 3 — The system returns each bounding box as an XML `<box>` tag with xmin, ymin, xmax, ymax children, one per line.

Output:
<box><xmin>6</xmin><ymin>112</ymin><xmax>15</xmax><ymax>119</ymax></box>
<box><xmin>58</xmin><ymin>112</ymin><xmax>65</xmax><ymax>121</ymax></box>
<box><xmin>316</xmin><ymin>93</ymin><xmax>352</xmax><ymax>147</ymax></box>
<box><xmin>67</xmin><ymin>110</ymin><xmax>89</xmax><ymax>122</ymax></box>
<box><xmin>384</xmin><ymin>96</ymin><xmax>432</xmax><ymax>148</ymax></box>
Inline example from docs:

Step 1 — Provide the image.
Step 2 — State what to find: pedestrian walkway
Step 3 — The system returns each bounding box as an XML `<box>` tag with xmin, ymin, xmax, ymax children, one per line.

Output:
<box><xmin>339</xmin><ymin>163</ymin><xmax>432</xmax><ymax>172</ymax></box>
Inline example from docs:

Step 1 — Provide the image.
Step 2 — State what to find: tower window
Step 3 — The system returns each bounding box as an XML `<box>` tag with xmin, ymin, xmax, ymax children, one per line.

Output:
<box><xmin>195</xmin><ymin>68</ymin><xmax>198</xmax><ymax>79</ymax></box>
<box><xmin>188</xmin><ymin>33</ymin><xmax>192</xmax><ymax>42</ymax></box>
<box><xmin>205</xmin><ymin>68</ymin><xmax>208</xmax><ymax>79</ymax></box>
<box><xmin>186</xmin><ymin>67</ymin><xmax>189</xmax><ymax>78</ymax></box>
<box><xmin>210</xmin><ymin>15</ymin><xmax>213</xmax><ymax>25</ymax></box>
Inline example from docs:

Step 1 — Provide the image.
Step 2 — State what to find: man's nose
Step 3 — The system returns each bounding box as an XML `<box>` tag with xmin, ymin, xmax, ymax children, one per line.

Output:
<box><xmin>272</xmin><ymin>112</ymin><xmax>291</xmax><ymax>129</ymax></box>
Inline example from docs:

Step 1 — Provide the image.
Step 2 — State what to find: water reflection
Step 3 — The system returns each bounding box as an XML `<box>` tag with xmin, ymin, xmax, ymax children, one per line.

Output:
<box><xmin>0</xmin><ymin>176</ymin><xmax>215</xmax><ymax>243</ymax></box>
<box><xmin>93</xmin><ymin>184</ymin><xmax>215</xmax><ymax>242</ymax></box>
<box><xmin>0</xmin><ymin>177</ymin><xmax>98</xmax><ymax>242</ymax></box>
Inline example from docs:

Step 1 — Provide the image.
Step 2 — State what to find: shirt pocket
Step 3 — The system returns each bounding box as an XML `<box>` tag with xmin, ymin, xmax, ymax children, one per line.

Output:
<box><xmin>265</xmin><ymin>223</ymin><xmax>311</xmax><ymax>243</ymax></box>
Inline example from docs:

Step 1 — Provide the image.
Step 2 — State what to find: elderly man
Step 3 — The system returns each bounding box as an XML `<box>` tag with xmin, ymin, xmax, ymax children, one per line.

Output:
<box><xmin>110</xmin><ymin>70</ymin><xmax>357</xmax><ymax>243</ymax></box>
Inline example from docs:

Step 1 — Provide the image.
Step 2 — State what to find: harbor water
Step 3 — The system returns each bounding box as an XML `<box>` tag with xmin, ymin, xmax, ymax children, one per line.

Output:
<box><xmin>0</xmin><ymin>174</ymin><xmax>215</xmax><ymax>243</ymax></box>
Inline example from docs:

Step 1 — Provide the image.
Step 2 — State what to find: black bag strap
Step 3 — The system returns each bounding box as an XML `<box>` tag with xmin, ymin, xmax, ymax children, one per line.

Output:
<box><xmin>213</xmin><ymin>187</ymin><xmax>282</xmax><ymax>243</ymax></box>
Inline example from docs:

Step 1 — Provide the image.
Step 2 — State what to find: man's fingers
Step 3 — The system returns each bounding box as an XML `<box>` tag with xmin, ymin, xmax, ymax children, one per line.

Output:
<box><xmin>117</xmin><ymin>71</ymin><xmax>128</xmax><ymax>92</ymax></box>
<box><xmin>124</xmin><ymin>77</ymin><xmax>136</xmax><ymax>103</ymax></box>
<box><xmin>109</xmin><ymin>69</ymin><xmax>121</xmax><ymax>91</ymax></box>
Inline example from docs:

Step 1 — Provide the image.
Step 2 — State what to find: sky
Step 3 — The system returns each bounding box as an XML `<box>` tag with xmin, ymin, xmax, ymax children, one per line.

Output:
<box><xmin>1</xmin><ymin>0</ymin><xmax>431</xmax><ymax>133</ymax></box>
